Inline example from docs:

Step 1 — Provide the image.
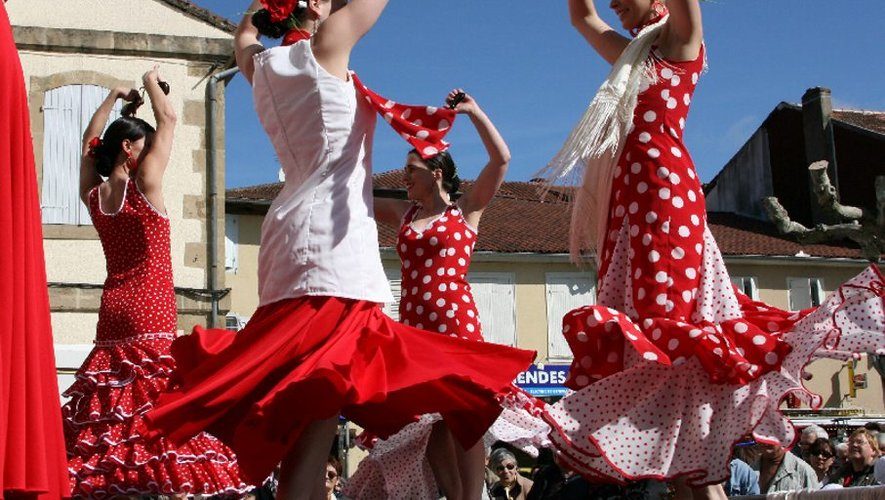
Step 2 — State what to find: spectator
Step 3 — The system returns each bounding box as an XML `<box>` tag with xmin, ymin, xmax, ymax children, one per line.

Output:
<box><xmin>756</xmin><ymin>443</ymin><xmax>819</xmax><ymax>493</ymax></box>
<box><xmin>489</xmin><ymin>448</ymin><xmax>533</xmax><ymax>500</ymax></box>
<box><xmin>726</xmin><ymin>457</ymin><xmax>760</xmax><ymax>496</ymax></box>
<box><xmin>797</xmin><ymin>425</ymin><xmax>830</xmax><ymax>461</ymax></box>
<box><xmin>829</xmin><ymin>429</ymin><xmax>880</xmax><ymax>487</ymax></box>
<box><xmin>807</xmin><ymin>438</ymin><xmax>837</xmax><ymax>486</ymax></box>
<box><xmin>835</xmin><ymin>441</ymin><xmax>849</xmax><ymax>466</ymax></box>
<box><xmin>325</xmin><ymin>456</ymin><xmax>342</xmax><ymax>500</ymax></box>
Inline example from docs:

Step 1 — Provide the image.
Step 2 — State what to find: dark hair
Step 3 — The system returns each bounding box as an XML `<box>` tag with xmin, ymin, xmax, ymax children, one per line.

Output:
<box><xmin>410</xmin><ymin>149</ymin><xmax>461</xmax><ymax>195</ymax></box>
<box><xmin>252</xmin><ymin>3</ymin><xmax>315</xmax><ymax>39</ymax></box>
<box><xmin>327</xmin><ymin>455</ymin><xmax>342</xmax><ymax>476</ymax></box>
<box><xmin>92</xmin><ymin>116</ymin><xmax>155</xmax><ymax>177</ymax></box>
<box><xmin>809</xmin><ymin>437</ymin><xmax>835</xmax><ymax>457</ymax></box>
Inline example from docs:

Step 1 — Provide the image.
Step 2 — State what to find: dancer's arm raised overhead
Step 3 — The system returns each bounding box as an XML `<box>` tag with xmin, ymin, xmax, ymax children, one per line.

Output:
<box><xmin>313</xmin><ymin>0</ymin><xmax>389</xmax><ymax>80</ymax></box>
<box><xmin>658</xmin><ymin>0</ymin><xmax>703</xmax><ymax>61</ymax></box>
<box><xmin>79</xmin><ymin>87</ymin><xmax>139</xmax><ymax>204</ymax></box>
<box><xmin>135</xmin><ymin>66</ymin><xmax>177</xmax><ymax>212</ymax></box>
<box><xmin>235</xmin><ymin>0</ymin><xmax>266</xmax><ymax>84</ymax></box>
<box><xmin>568</xmin><ymin>0</ymin><xmax>629</xmax><ymax>64</ymax></box>
<box><xmin>451</xmin><ymin>90</ymin><xmax>510</xmax><ymax>229</ymax></box>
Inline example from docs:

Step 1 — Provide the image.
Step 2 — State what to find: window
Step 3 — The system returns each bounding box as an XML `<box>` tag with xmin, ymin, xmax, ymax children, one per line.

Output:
<box><xmin>382</xmin><ymin>269</ymin><xmax>402</xmax><ymax>322</ymax></box>
<box><xmin>225</xmin><ymin>314</ymin><xmax>249</xmax><ymax>331</ymax></box>
<box><xmin>467</xmin><ymin>272</ymin><xmax>517</xmax><ymax>347</ymax></box>
<box><xmin>225</xmin><ymin>215</ymin><xmax>239</xmax><ymax>273</ymax></box>
<box><xmin>788</xmin><ymin>277</ymin><xmax>824</xmax><ymax>310</ymax></box>
<box><xmin>41</xmin><ymin>84</ymin><xmax>121</xmax><ymax>225</ymax></box>
<box><xmin>730</xmin><ymin>276</ymin><xmax>758</xmax><ymax>300</ymax></box>
<box><xmin>546</xmin><ymin>272</ymin><xmax>596</xmax><ymax>360</ymax></box>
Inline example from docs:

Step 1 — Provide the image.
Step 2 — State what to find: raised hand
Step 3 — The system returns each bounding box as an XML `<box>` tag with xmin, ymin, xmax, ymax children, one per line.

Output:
<box><xmin>445</xmin><ymin>88</ymin><xmax>478</xmax><ymax>116</ymax></box>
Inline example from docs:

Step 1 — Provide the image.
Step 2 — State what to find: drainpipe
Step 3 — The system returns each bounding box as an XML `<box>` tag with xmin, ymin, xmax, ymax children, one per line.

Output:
<box><xmin>206</xmin><ymin>66</ymin><xmax>240</xmax><ymax>328</ymax></box>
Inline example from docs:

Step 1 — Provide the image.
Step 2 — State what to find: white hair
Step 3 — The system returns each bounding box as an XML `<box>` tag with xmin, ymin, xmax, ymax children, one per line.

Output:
<box><xmin>801</xmin><ymin>424</ymin><xmax>829</xmax><ymax>441</ymax></box>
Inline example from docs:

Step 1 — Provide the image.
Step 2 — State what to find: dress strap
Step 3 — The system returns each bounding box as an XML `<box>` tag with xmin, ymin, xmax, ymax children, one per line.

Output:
<box><xmin>401</xmin><ymin>203</ymin><xmax>421</xmax><ymax>228</ymax></box>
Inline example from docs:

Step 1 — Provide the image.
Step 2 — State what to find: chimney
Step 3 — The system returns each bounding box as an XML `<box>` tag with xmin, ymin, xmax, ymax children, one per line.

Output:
<box><xmin>801</xmin><ymin>87</ymin><xmax>840</xmax><ymax>224</ymax></box>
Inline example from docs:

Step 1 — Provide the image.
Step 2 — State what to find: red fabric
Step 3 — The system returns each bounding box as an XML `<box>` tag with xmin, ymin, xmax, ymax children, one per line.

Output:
<box><xmin>352</xmin><ymin>73</ymin><xmax>457</xmax><ymax>159</ymax></box>
<box><xmin>397</xmin><ymin>204</ymin><xmax>483</xmax><ymax>339</ymax></box>
<box><xmin>63</xmin><ymin>181</ymin><xmax>246</xmax><ymax>497</ymax></box>
<box><xmin>282</xmin><ymin>28</ymin><xmax>311</xmax><ymax>46</ymax></box>
<box><xmin>0</xmin><ymin>4</ymin><xmax>71</xmax><ymax>498</ymax></box>
<box><xmin>145</xmin><ymin>296</ymin><xmax>534</xmax><ymax>483</ymax></box>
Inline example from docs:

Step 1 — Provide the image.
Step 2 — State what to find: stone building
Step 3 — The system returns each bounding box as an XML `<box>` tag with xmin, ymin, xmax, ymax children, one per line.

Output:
<box><xmin>8</xmin><ymin>0</ymin><xmax>235</xmax><ymax>391</ymax></box>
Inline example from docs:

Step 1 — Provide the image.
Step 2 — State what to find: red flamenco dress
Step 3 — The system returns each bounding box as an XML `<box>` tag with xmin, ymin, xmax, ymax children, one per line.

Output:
<box><xmin>62</xmin><ymin>180</ymin><xmax>248</xmax><ymax>497</ymax></box>
<box><xmin>544</xmin><ymin>44</ymin><xmax>885</xmax><ymax>485</ymax></box>
<box><xmin>0</xmin><ymin>4</ymin><xmax>70</xmax><ymax>498</ymax></box>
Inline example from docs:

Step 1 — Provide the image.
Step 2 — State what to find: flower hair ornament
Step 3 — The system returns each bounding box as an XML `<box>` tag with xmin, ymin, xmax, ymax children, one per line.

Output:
<box><xmin>87</xmin><ymin>137</ymin><xmax>103</xmax><ymax>158</ymax></box>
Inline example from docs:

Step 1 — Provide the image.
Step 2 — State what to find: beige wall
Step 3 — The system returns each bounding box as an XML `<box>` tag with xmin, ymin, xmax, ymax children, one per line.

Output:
<box><xmin>11</xmin><ymin>3</ymin><xmax>233</xmax><ymax>344</ymax></box>
<box><xmin>7</xmin><ymin>0</ymin><xmax>232</xmax><ymax>39</ymax></box>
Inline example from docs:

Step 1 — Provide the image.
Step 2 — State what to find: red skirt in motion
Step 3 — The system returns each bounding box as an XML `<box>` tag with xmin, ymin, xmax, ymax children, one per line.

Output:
<box><xmin>0</xmin><ymin>3</ymin><xmax>70</xmax><ymax>498</ymax></box>
<box><xmin>146</xmin><ymin>296</ymin><xmax>535</xmax><ymax>483</ymax></box>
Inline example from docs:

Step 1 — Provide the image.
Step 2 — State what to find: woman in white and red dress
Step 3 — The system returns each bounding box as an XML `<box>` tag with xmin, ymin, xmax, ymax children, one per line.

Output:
<box><xmin>64</xmin><ymin>68</ymin><xmax>247</xmax><ymax>497</ymax></box>
<box><xmin>344</xmin><ymin>91</ymin><xmax>549</xmax><ymax>500</ymax></box>
<box><xmin>144</xmin><ymin>1</ymin><xmax>534</xmax><ymax>498</ymax></box>
<box><xmin>541</xmin><ymin>0</ymin><xmax>885</xmax><ymax>497</ymax></box>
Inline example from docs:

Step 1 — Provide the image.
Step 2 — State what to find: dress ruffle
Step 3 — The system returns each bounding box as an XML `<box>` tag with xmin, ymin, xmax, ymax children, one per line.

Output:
<box><xmin>544</xmin><ymin>265</ymin><xmax>885</xmax><ymax>486</ymax></box>
<box><xmin>63</xmin><ymin>336</ymin><xmax>249</xmax><ymax>498</ymax></box>
<box><xmin>145</xmin><ymin>296</ymin><xmax>535</xmax><ymax>484</ymax></box>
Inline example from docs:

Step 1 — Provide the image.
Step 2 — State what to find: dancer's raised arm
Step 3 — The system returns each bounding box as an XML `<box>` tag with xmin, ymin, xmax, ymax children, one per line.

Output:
<box><xmin>313</xmin><ymin>0</ymin><xmax>389</xmax><ymax>80</ymax></box>
<box><xmin>569</xmin><ymin>0</ymin><xmax>629</xmax><ymax>64</ymax></box>
<box><xmin>452</xmin><ymin>90</ymin><xmax>510</xmax><ymax>228</ymax></box>
<box><xmin>79</xmin><ymin>87</ymin><xmax>139</xmax><ymax>203</ymax></box>
<box><xmin>659</xmin><ymin>0</ymin><xmax>703</xmax><ymax>61</ymax></box>
<box><xmin>235</xmin><ymin>0</ymin><xmax>265</xmax><ymax>84</ymax></box>
<box><xmin>135</xmin><ymin>66</ymin><xmax>177</xmax><ymax>211</ymax></box>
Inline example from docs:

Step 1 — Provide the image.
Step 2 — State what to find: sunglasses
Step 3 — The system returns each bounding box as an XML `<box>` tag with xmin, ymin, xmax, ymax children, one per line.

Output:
<box><xmin>495</xmin><ymin>463</ymin><xmax>517</xmax><ymax>472</ymax></box>
<box><xmin>326</xmin><ymin>471</ymin><xmax>338</xmax><ymax>480</ymax></box>
<box><xmin>812</xmin><ymin>451</ymin><xmax>834</xmax><ymax>459</ymax></box>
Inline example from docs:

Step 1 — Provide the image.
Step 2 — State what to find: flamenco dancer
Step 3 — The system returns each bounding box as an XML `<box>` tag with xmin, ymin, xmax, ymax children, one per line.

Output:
<box><xmin>541</xmin><ymin>0</ymin><xmax>884</xmax><ymax>497</ymax></box>
<box><xmin>63</xmin><ymin>68</ymin><xmax>247</xmax><ymax>497</ymax></box>
<box><xmin>0</xmin><ymin>3</ymin><xmax>70</xmax><ymax>497</ymax></box>
<box><xmin>144</xmin><ymin>1</ymin><xmax>534</xmax><ymax>497</ymax></box>
<box><xmin>344</xmin><ymin>90</ymin><xmax>549</xmax><ymax>500</ymax></box>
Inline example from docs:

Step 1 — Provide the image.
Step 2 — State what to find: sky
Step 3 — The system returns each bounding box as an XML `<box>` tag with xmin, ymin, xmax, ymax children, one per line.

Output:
<box><xmin>193</xmin><ymin>1</ymin><xmax>885</xmax><ymax>189</ymax></box>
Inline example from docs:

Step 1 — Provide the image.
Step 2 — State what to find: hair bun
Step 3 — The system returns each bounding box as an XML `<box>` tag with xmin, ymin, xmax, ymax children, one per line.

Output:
<box><xmin>252</xmin><ymin>8</ymin><xmax>288</xmax><ymax>39</ymax></box>
<box><xmin>448</xmin><ymin>174</ymin><xmax>462</xmax><ymax>195</ymax></box>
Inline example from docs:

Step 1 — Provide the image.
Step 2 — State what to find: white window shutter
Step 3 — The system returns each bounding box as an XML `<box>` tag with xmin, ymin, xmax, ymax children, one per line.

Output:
<box><xmin>382</xmin><ymin>269</ymin><xmax>402</xmax><ymax>322</ymax></box>
<box><xmin>468</xmin><ymin>273</ymin><xmax>517</xmax><ymax>347</ymax></box>
<box><xmin>225</xmin><ymin>215</ymin><xmax>239</xmax><ymax>272</ymax></box>
<box><xmin>41</xmin><ymin>84</ymin><xmax>121</xmax><ymax>225</ymax></box>
<box><xmin>788</xmin><ymin>277</ymin><xmax>813</xmax><ymax>310</ymax></box>
<box><xmin>546</xmin><ymin>273</ymin><xmax>596</xmax><ymax>359</ymax></box>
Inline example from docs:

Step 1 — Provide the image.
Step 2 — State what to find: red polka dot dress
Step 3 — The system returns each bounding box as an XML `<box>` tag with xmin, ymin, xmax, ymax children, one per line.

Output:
<box><xmin>397</xmin><ymin>204</ymin><xmax>482</xmax><ymax>340</ymax></box>
<box><xmin>544</xmin><ymin>47</ymin><xmax>885</xmax><ymax>486</ymax></box>
<box><xmin>62</xmin><ymin>179</ymin><xmax>248</xmax><ymax>498</ymax></box>
<box><xmin>344</xmin><ymin>204</ymin><xmax>551</xmax><ymax>499</ymax></box>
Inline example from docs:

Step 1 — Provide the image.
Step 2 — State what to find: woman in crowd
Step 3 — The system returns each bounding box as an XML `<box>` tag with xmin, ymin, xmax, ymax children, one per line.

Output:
<box><xmin>145</xmin><ymin>1</ymin><xmax>533</xmax><ymax>498</ymax></box>
<box><xmin>829</xmin><ymin>429</ymin><xmax>880</xmax><ymax>487</ymax></box>
<box><xmin>540</xmin><ymin>0</ymin><xmax>885</xmax><ymax>497</ymax></box>
<box><xmin>64</xmin><ymin>68</ymin><xmax>247</xmax><ymax>496</ymax></box>
<box><xmin>489</xmin><ymin>448</ymin><xmax>533</xmax><ymax>500</ymax></box>
<box><xmin>808</xmin><ymin>438</ymin><xmax>837</xmax><ymax>486</ymax></box>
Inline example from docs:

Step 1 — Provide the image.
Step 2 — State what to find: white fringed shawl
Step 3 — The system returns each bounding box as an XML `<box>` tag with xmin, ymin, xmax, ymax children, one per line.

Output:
<box><xmin>539</xmin><ymin>15</ymin><xmax>669</xmax><ymax>265</ymax></box>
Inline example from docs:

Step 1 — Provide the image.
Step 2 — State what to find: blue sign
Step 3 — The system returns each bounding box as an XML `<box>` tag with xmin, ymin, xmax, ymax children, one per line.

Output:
<box><xmin>515</xmin><ymin>363</ymin><xmax>570</xmax><ymax>397</ymax></box>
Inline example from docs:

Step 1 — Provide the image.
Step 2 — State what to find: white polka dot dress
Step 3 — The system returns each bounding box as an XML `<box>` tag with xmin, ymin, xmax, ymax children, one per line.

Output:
<box><xmin>344</xmin><ymin>205</ymin><xmax>551</xmax><ymax>499</ymax></box>
<box><xmin>544</xmin><ymin>47</ymin><xmax>885</xmax><ymax>486</ymax></box>
<box><xmin>62</xmin><ymin>180</ymin><xmax>248</xmax><ymax>497</ymax></box>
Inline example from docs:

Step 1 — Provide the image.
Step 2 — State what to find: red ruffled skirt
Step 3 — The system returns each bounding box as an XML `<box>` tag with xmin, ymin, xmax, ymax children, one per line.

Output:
<box><xmin>146</xmin><ymin>296</ymin><xmax>535</xmax><ymax>483</ymax></box>
<box><xmin>1</xmin><ymin>4</ymin><xmax>70</xmax><ymax>497</ymax></box>
<box><xmin>63</xmin><ymin>335</ymin><xmax>249</xmax><ymax>498</ymax></box>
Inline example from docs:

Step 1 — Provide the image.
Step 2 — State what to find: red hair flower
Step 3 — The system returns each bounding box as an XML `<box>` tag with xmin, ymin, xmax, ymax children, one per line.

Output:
<box><xmin>87</xmin><ymin>137</ymin><xmax>102</xmax><ymax>157</ymax></box>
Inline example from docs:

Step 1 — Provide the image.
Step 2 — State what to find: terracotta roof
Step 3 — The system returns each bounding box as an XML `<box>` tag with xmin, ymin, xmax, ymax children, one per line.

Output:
<box><xmin>832</xmin><ymin>109</ymin><xmax>885</xmax><ymax>136</ymax></box>
<box><xmin>158</xmin><ymin>0</ymin><xmax>237</xmax><ymax>34</ymax></box>
<box><xmin>227</xmin><ymin>174</ymin><xmax>864</xmax><ymax>259</ymax></box>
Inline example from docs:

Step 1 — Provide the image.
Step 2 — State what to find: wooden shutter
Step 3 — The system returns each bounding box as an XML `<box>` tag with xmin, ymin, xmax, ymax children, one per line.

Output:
<box><xmin>546</xmin><ymin>273</ymin><xmax>596</xmax><ymax>359</ymax></box>
<box><xmin>468</xmin><ymin>272</ymin><xmax>517</xmax><ymax>346</ymax></box>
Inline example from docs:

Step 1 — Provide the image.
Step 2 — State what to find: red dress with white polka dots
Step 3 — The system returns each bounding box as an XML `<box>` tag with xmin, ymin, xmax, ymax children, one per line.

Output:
<box><xmin>544</xmin><ymin>46</ymin><xmax>885</xmax><ymax>486</ymax></box>
<box><xmin>397</xmin><ymin>204</ymin><xmax>482</xmax><ymax>340</ymax></box>
<box><xmin>62</xmin><ymin>179</ymin><xmax>247</xmax><ymax>498</ymax></box>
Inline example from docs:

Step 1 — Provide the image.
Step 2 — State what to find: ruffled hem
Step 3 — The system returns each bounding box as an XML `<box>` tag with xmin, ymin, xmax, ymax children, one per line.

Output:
<box><xmin>145</xmin><ymin>296</ymin><xmax>535</xmax><ymax>484</ymax></box>
<box><xmin>62</xmin><ymin>336</ymin><xmax>249</xmax><ymax>497</ymax></box>
<box><xmin>543</xmin><ymin>265</ymin><xmax>885</xmax><ymax>486</ymax></box>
